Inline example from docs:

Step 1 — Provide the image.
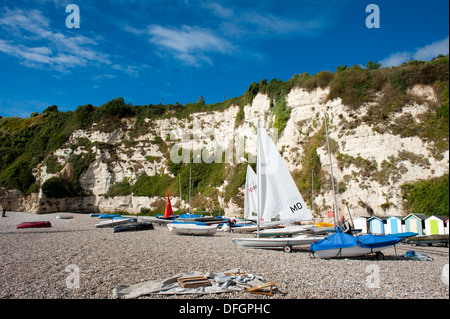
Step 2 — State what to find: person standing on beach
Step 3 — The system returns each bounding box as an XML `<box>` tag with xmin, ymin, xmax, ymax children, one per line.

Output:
<box><xmin>339</xmin><ymin>215</ymin><xmax>352</xmax><ymax>235</ymax></box>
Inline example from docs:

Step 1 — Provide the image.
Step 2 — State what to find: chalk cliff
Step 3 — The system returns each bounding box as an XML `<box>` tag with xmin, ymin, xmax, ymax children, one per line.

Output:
<box><xmin>1</xmin><ymin>84</ymin><xmax>446</xmax><ymax>222</ymax></box>
<box><xmin>1</xmin><ymin>57</ymin><xmax>449</xmax><ymax>220</ymax></box>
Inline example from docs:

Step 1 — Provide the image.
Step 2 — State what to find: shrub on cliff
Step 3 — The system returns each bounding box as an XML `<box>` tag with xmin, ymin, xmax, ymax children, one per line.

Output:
<box><xmin>98</xmin><ymin>97</ymin><xmax>132</xmax><ymax>118</ymax></box>
<box><xmin>401</xmin><ymin>174</ymin><xmax>449</xmax><ymax>217</ymax></box>
<box><xmin>41</xmin><ymin>177</ymin><xmax>79</xmax><ymax>198</ymax></box>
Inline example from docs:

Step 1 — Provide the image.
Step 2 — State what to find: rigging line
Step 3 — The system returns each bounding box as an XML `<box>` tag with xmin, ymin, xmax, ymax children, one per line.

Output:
<box><xmin>324</xmin><ymin>113</ymin><xmax>339</xmax><ymax>228</ymax></box>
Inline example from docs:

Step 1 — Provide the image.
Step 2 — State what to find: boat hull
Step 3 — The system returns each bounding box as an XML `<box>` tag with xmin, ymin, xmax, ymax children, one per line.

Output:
<box><xmin>56</xmin><ymin>215</ymin><xmax>73</xmax><ymax>219</ymax></box>
<box><xmin>142</xmin><ymin>216</ymin><xmax>172</xmax><ymax>224</ymax></box>
<box><xmin>232</xmin><ymin>235</ymin><xmax>324</xmax><ymax>249</ymax></box>
<box><xmin>256</xmin><ymin>225</ymin><xmax>313</xmax><ymax>237</ymax></box>
<box><xmin>98</xmin><ymin>214</ymin><xmax>120</xmax><ymax>219</ymax></box>
<box><xmin>95</xmin><ymin>217</ymin><xmax>136</xmax><ymax>228</ymax></box>
<box><xmin>313</xmin><ymin>244</ymin><xmax>394</xmax><ymax>259</ymax></box>
<box><xmin>167</xmin><ymin>223</ymin><xmax>217</xmax><ymax>236</ymax></box>
<box><xmin>231</xmin><ymin>224</ymin><xmax>275</xmax><ymax>233</ymax></box>
<box><xmin>17</xmin><ymin>221</ymin><xmax>51</xmax><ymax>229</ymax></box>
<box><xmin>114</xmin><ymin>222</ymin><xmax>154</xmax><ymax>233</ymax></box>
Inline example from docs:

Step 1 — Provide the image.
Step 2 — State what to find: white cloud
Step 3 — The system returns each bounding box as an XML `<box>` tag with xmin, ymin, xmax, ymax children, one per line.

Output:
<box><xmin>380</xmin><ymin>52</ymin><xmax>412</xmax><ymax>68</ymax></box>
<box><xmin>381</xmin><ymin>36</ymin><xmax>449</xmax><ymax>67</ymax></box>
<box><xmin>413</xmin><ymin>36</ymin><xmax>449</xmax><ymax>61</ymax></box>
<box><xmin>204</xmin><ymin>1</ymin><xmax>333</xmax><ymax>39</ymax></box>
<box><xmin>122</xmin><ymin>1</ymin><xmax>337</xmax><ymax>67</ymax></box>
<box><xmin>201</xmin><ymin>2</ymin><xmax>234</xmax><ymax>18</ymax></box>
<box><xmin>0</xmin><ymin>8</ymin><xmax>110</xmax><ymax>72</ymax></box>
<box><xmin>0</xmin><ymin>7</ymin><xmax>154</xmax><ymax>77</ymax></box>
<box><xmin>111</xmin><ymin>63</ymin><xmax>151</xmax><ymax>77</ymax></box>
<box><xmin>147</xmin><ymin>24</ymin><xmax>234</xmax><ymax>66</ymax></box>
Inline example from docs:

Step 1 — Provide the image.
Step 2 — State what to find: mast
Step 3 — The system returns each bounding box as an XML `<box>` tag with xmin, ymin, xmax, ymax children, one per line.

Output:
<box><xmin>189</xmin><ymin>166</ymin><xmax>192</xmax><ymax>217</ymax></box>
<box><xmin>256</xmin><ymin>121</ymin><xmax>261</xmax><ymax>238</ymax></box>
<box><xmin>179</xmin><ymin>173</ymin><xmax>182</xmax><ymax>209</ymax></box>
<box><xmin>311</xmin><ymin>167</ymin><xmax>314</xmax><ymax>217</ymax></box>
<box><xmin>324</xmin><ymin>114</ymin><xmax>339</xmax><ymax>226</ymax></box>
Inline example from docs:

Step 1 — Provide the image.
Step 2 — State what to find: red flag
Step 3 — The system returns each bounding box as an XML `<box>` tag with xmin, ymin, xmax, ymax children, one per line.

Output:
<box><xmin>164</xmin><ymin>191</ymin><xmax>173</xmax><ymax>218</ymax></box>
<box><xmin>327</xmin><ymin>210</ymin><xmax>334</xmax><ymax>218</ymax></box>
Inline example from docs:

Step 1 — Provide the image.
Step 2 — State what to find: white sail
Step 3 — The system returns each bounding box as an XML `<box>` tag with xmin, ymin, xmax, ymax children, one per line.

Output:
<box><xmin>257</xmin><ymin>122</ymin><xmax>311</xmax><ymax>223</ymax></box>
<box><xmin>244</xmin><ymin>165</ymin><xmax>258</xmax><ymax>221</ymax></box>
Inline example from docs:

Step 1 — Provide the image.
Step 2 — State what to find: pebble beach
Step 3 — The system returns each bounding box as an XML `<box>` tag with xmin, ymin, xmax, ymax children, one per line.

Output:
<box><xmin>0</xmin><ymin>212</ymin><xmax>448</xmax><ymax>299</ymax></box>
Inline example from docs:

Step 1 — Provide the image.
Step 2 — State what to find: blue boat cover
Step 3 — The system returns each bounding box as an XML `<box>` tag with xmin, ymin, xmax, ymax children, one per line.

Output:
<box><xmin>389</xmin><ymin>232</ymin><xmax>418</xmax><ymax>238</ymax></box>
<box><xmin>310</xmin><ymin>228</ymin><xmax>357</xmax><ymax>251</ymax></box>
<box><xmin>99</xmin><ymin>214</ymin><xmax>120</xmax><ymax>219</ymax></box>
<box><xmin>177</xmin><ymin>213</ymin><xmax>203</xmax><ymax>219</ymax></box>
<box><xmin>357</xmin><ymin>234</ymin><xmax>402</xmax><ymax>248</ymax></box>
<box><xmin>310</xmin><ymin>228</ymin><xmax>402</xmax><ymax>252</ymax></box>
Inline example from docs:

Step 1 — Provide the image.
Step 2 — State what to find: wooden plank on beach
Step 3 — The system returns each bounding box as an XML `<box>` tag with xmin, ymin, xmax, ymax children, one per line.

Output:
<box><xmin>246</xmin><ymin>281</ymin><xmax>275</xmax><ymax>296</ymax></box>
<box><xmin>177</xmin><ymin>276</ymin><xmax>212</xmax><ymax>288</ymax></box>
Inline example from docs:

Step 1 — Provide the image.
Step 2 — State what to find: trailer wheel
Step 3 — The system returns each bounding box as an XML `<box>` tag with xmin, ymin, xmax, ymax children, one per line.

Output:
<box><xmin>376</xmin><ymin>252</ymin><xmax>385</xmax><ymax>260</ymax></box>
<box><xmin>283</xmin><ymin>245</ymin><xmax>292</xmax><ymax>253</ymax></box>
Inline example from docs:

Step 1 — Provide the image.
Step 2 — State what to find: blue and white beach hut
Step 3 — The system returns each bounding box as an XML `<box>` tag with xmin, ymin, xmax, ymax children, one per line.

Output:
<box><xmin>403</xmin><ymin>213</ymin><xmax>427</xmax><ymax>236</ymax></box>
<box><xmin>368</xmin><ymin>216</ymin><xmax>386</xmax><ymax>235</ymax></box>
<box><xmin>385</xmin><ymin>216</ymin><xmax>403</xmax><ymax>235</ymax></box>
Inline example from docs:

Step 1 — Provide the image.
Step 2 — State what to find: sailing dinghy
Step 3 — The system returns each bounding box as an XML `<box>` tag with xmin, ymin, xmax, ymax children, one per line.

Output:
<box><xmin>231</xmin><ymin>222</ymin><xmax>273</xmax><ymax>233</ymax></box>
<box><xmin>255</xmin><ymin>225</ymin><xmax>314</xmax><ymax>237</ymax></box>
<box><xmin>310</xmin><ymin>227</ymin><xmax>402</xmax><ymax>259</ymax></box>
<box><xmin>167</xmin><ymin>223</ymin><xmax>218</xmax><ymax>236</ymax></box>
<box><xmin>231</xmin><ymin>165</ymin><xmax>273</xmax><ymax>233</ymax></box>
<box><xmin>95</xmin><ymin>217</ymin><xmax>137</xmax><ymax>228</ymax></box>
<box><xmin>56</xmin><ymin>214</ymin><xmax>73</xmax><ymax>219</ymax></box>
<box><xmin>235</xmin><ymin>235</ymin><xmax>323</xmax><ymax>253</ymax></box>
<box><xmin>243</xmin><ymin>164</ymin><xmax>258</xmax><ymax>222</ymax></box>
<box><xmin>233</xmin><ymin>122</ymin><xmax>323</xmax><ymax>251</ymax></box>
<box><xmin>163</xmin><ymin>191</ymin><xmax>218</xmax><ymax>236</ymax></box>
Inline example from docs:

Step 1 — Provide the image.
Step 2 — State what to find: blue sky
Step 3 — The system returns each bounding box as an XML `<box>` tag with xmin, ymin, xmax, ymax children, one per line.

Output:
<box><xmin>0</xmin><ymin>0</ymin><xmax>448</xmax><ymax>117</ymax></box>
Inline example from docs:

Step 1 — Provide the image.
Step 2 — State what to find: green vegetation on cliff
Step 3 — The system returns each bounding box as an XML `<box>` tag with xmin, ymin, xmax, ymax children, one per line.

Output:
<box><xmin>401</xmin><ymin>174</ymin><xmax>449</xmax><ymax>217</ymax></box>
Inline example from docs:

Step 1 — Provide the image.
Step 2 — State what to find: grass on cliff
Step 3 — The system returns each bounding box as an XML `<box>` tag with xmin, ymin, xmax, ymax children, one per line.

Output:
<box><xmin>106</xmin><ymin>155</ymin><xmax>228</xmax><ymax>201</ymax></box>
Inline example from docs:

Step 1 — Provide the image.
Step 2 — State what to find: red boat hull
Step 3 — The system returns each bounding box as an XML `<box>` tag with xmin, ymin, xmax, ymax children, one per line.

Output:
<box><xmin>17</xmin><ymin>221</ymin><xmax>52</xmax><ymax>229</ymax></box>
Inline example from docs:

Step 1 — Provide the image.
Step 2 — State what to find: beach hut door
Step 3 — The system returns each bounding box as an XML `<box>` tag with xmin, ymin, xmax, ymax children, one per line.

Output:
<box><xmin>391</xmin><ymin>218</ymin><xmax>399</xmax><ymax>234</ymax></box>
<box><xmin>430</xmin><ymin>220</ymin><xmax>439</xmax><ymax>235</ymax></box>
<box><xmin>410</xmin><ymin>219</ymin><xmax>418</xmax><ymax>233</ymax></box>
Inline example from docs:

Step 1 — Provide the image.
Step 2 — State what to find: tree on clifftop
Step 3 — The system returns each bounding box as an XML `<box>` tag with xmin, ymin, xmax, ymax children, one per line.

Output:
<box><xmin>363</xmin><ymin>60</ymin><xmax>382</xmax><ymax>70</ymax></box>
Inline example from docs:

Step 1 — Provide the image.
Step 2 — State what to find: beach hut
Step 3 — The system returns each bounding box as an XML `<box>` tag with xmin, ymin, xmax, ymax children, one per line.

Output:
<box><xmin>424</xmin><ymin>215</ymin><xmax>447</xmax><ymax>235</ymax></box>
<box><xmin>403</xmin><ymin>213</ymin><xmax>427</xmax><ymax>236</ymax></box>
<box><xmin>368</xmin><ymin>216</ymin><xmax>386</xmax><ymax>234</ymax></box>
<box><xmin>352</xmin><ymin>216</ymin><xmax>368</xmax><ymax>234</ymax></box>
<box><xmin>385</xmin><ymin>216</ymin><xmax>403</xmax><ymax>235</ymax></box>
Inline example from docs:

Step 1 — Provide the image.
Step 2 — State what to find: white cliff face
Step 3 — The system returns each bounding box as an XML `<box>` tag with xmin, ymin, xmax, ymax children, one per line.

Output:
<box><xmin>284</xmin><ymin>86</ymin><xmax>448</xmax><ymax>221</ymax></box>
<box><xmin>19</xmin><ymin>84</ymin><xmax>448</xmax><ymax>218</ymax></box>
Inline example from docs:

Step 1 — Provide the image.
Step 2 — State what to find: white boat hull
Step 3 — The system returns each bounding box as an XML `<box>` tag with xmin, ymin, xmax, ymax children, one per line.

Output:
<box><xmin>313</xmin><ymin>245</ymin><xmax>395</xmax><ymax>259</ymax></box>
<box><xmin>231</xmin><ymin>221</ymin><xmax>286</xmax><ymax>233</ymax></box>
<box><xmin>232</xmin><ymin>234</ymin><xmax>324</xmax><ymax>249</ymax></box>
<box><xmin>56</xmin><ymin>215</ymin><xmax>73</xmax><ymax>219</ymax></box>
<box><xmin>168</xmin><ymin>224</ymin><xmax>217</xmax><ymax>236</ymax></box>
<box><xmin>142</xmin><ymin>216</ymin><xmax>172</xmax><ymax>224</ymax></box>
<box><xmin>255</xmin><ymin>225</ymin><xmax>313</xmax><ymax>237</ymax></box>
<box><xmin>231</xmin><ymin>224</ymin><xmax>273</xmax><ymax>233</ymax></box>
